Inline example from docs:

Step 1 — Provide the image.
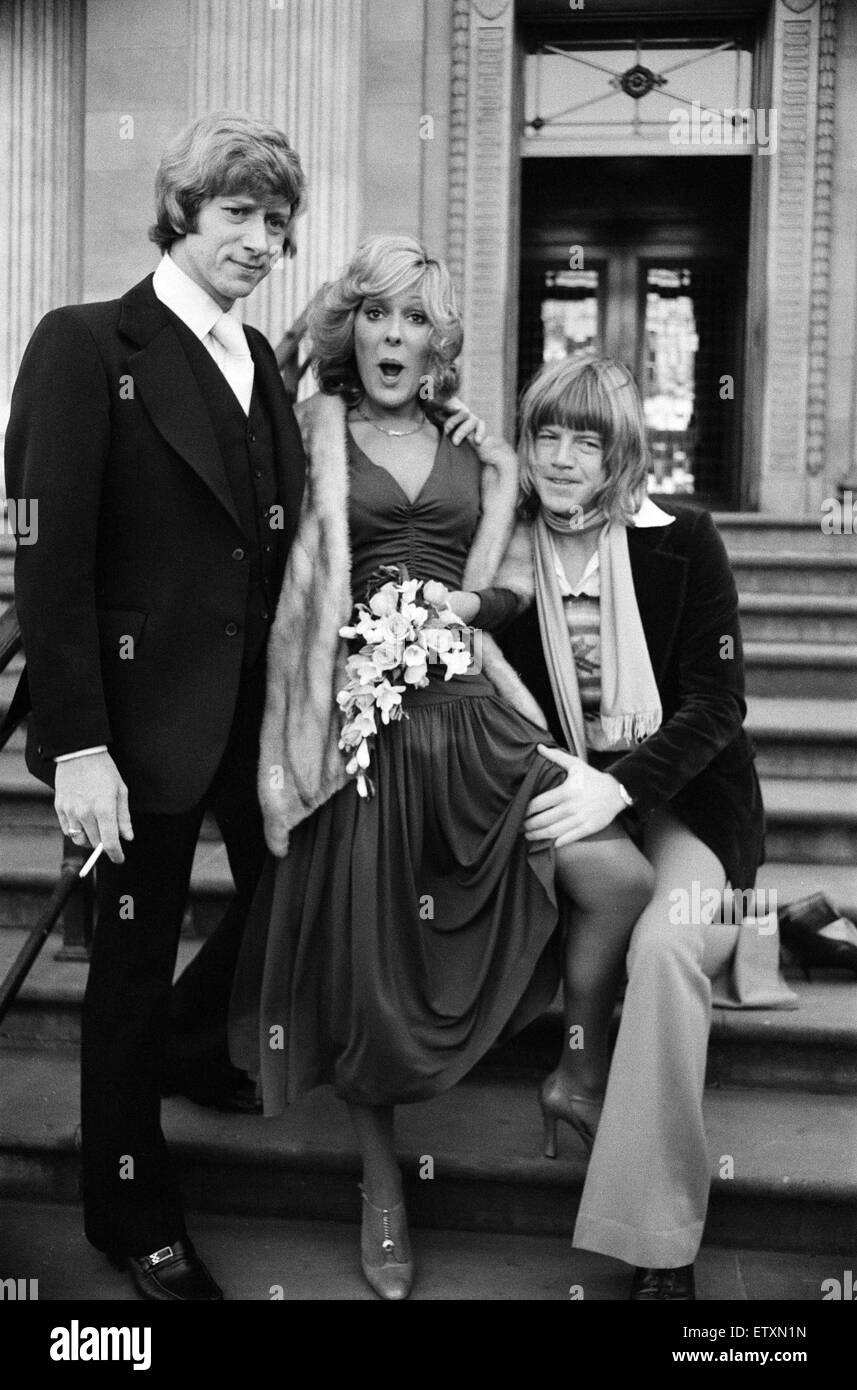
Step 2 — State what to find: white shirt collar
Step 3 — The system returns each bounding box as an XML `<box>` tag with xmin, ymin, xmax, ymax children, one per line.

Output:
<box><xmin>631</xmin><ymin>496</ymin><xmax>676</xmax><ymax>528</ymax></box>
<box><xmin>551</xmin><ymin>537</ymin><xmax>601</xmax><ymax>599</ymax></box>
<box><xmin>152</xmin><ymin>253</ymin><xmax>230</xmax><ymax>341</ymax></box>
<box><xmin>550</xmin><ymin>496</ymin><xmax>675</xmax><ymax>598</ymax></box>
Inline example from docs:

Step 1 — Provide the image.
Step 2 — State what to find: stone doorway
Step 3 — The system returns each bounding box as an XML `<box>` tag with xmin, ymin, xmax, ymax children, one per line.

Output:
<box><xmin>518</xmin><ymin>155</ymin><xmax>752</xmax><ymax>507</ymax></box>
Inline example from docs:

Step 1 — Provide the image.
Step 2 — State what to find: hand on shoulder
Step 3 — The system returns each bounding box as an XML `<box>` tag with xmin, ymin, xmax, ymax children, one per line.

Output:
<box><xmin>439</xmin><ymin>397</ymin><xmax>518</xmax><ymax>478</ymax></box>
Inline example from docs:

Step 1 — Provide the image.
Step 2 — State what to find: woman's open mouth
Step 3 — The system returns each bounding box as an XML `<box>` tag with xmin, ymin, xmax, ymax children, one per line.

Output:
<box><xmin>378</xmin><ymin>361</ymin><xmax>405</xmax><ymax>385</ymax></box>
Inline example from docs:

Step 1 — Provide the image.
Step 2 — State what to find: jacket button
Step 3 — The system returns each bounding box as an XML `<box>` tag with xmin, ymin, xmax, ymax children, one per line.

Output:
<box><xmin>248</xmin><ymin>431</ymin><xmax>257</xmax><ymax>444</ymax></box>
<box><xmin>254</xmin><ymin>468</ymin><xmax>263</xmax><ymax>479</ymax></box>
<box><xmin>225</xmin><ymin>622</ymin><xmax>239</xmax><ymax>637</ymax></box>
<box><xmin>232</xmin><ymin>547</ymin><xmax>245</xmax><ymax>561</ymax></box>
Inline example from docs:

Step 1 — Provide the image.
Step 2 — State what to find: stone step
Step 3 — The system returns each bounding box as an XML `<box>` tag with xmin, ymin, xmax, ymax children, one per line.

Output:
<box><xmin>0</xmin><ymin>1197</ymin><xmax>837</xmax><ymax>1301</ymax></box>
<box><xmin>2</xmin><ymin>930</ymin><xmax>854</xmax><ymax>1094</ymax></box>
<box><xmin>6</xmin><ymin>641</ymin><xmax>855</xmax><ymax>723</ymax></box>
<box><xmin>491</xmin><ymin>977</ymin><xmax>857</xmax><ymax>1095</ymax></box>
<box><xmin>755</xmin><ymin>861</ymin><xmax>857</xmax><ymax>924</ymax></box>
<box><xmin>1</xmin><ymin>1050</ymin><xmax>854</xmax><ymax>1254</ymax></box>
<box><xmin>2</xmin><ymin>827</ymin><xmax>856</xmax><ymax>940</ymax></box>
<box><xmin>13</xmin><ymin>701</ymin><xmax>851</xmax><ymax>816</ymax></box>
<box><xmin>739</xmin><ymin>594</ymin><xmax>857</xmax><ymax>644</ymax></box>
<box><xmin>3</xmin><ymin>690</ymin><xmax>854</xmax><ymax>803</ymax></box>
<box><xmin>729</xmin><ymin>553</ymin><xmax>857</xmax><ymax>597</ymax></box>
<box><xmin>747</xmin><ymin>698</ymin><xmax>857</xmax><ymax>781</ymax></box>
<box><xmin>743</xmin><ymin>642</ymin><xmax>857</xmax><ymax>699</ymax></box>
<box><xmin>714</xmin><ymin>513</ymin><xmax>857</xmax><ymax>556</ymax></box>
<box><xmin>0</xmin><ymin>830</ymin><xmax>230</xmax><ymax>936</ymax></box>
<box><xmin>762</xmin><ymin>778</ymin><xmax>857</xmax><ymax>865</ymax></box>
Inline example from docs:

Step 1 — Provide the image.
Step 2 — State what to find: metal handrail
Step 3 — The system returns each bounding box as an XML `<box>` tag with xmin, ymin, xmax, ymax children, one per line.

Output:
<box><xmin>0</xmin><ymin>598</ymin><xmax>96</xmax><ymax>1018</ymax></box>
<box><xmin>0</xmin><ymin>841</ymin><xmax>101</xmax><ymax>1026</ymax></box>
<box><xmin>0</xmin><ymin>602</ymin><xmax>25</xmax><ymax>759</ymax></box>
<box><xmin>0</xmin><ymin>600</ymin><xmax>22</xmax><ymax>678</ymax></box>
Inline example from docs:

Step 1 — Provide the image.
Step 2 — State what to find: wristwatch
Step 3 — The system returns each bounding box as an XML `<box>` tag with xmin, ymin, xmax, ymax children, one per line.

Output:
<box><xmin>615</xmin><ymin>780</ymin><xmax>635</xmax><ymax>809</ymax></box>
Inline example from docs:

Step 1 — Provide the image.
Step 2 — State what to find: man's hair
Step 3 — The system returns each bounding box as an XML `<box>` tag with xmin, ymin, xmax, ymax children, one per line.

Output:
<box><xmin>308</xmin><ymin>234</ymin><xmax>463</xmax><ymax>407</ymax></box>
<box><xmin>149</xmin><ymin>111</ymin><xmax>306</xmax><ymax>252</ymax></box>
<box><xmin>518</xmin><ymin>354</ymin><xmax>651</xmax><ymax>522</ymax></box>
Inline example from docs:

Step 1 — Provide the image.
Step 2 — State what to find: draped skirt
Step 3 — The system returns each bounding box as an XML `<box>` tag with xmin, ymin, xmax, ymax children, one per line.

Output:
<box><xmin>229</xmin><ymin>671</ymin><xmax>566</xmax><ymax>1110</ymax></box>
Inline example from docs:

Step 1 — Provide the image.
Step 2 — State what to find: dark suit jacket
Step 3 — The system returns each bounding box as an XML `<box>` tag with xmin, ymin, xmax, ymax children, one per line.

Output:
<box><xmin>4</xmin><ymin>274</ymin><xmax>306</xmax><ymax>812</ymax></box>
<box><xmin>498</xmin><ymin>505</ymin><xmax>765</xmax><ymax>891</ymax></box>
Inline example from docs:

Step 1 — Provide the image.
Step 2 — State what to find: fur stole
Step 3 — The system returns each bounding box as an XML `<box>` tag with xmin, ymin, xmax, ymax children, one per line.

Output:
<box><xmin>258</xmin><ymin>393</ymin><xmax>547</xmax><ymax>856</ymax></box>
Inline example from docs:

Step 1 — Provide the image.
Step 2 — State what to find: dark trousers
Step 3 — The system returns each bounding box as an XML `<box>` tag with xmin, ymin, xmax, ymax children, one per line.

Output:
<box><xmin>81</xmin><ymin>662</ymin><xmax>267</xmax><ymax>1255</ymax></box>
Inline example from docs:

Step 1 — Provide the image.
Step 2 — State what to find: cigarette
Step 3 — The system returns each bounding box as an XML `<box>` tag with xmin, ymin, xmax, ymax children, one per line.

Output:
<box><xmin>79</xmin><ymin>842</ymin><xmax>105</xmax><ymax>878</ymax></box>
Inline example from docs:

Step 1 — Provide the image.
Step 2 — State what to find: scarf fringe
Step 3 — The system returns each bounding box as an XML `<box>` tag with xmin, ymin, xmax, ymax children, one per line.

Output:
<box><xmin>600</xmin><ymin>710</ymin><xmax>661</xmax><ymax>746</ymax></box>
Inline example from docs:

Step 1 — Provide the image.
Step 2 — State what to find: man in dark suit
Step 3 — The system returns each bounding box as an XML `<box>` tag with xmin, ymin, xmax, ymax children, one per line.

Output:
<box><xmin>4</xmin><ymin>113</ymin><xmax>307</xmax><ymax>1299</ymax></box>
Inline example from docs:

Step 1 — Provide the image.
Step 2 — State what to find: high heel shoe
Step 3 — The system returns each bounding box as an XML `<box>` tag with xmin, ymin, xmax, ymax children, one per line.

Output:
<box><xmin>539</xmin><ymin>1073</ymin><xmax>603</xmax><ymax>1159</ymax></box>
<box><xmin>778</xmin><ymin>893</ymin><xmax>857</xmax><ymax>980</ymax></box>
<box><xmin>359</xmin><ymin>1185</ymin><xmax>414</xmax><ymax>1301</ymax></box>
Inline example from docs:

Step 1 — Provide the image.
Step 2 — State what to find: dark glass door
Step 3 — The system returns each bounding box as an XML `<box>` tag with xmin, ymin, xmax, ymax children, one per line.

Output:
<box><xmin>518</xmin><ymin>156</ymin><xmax>751</xmax><ymax>506</ymax></box>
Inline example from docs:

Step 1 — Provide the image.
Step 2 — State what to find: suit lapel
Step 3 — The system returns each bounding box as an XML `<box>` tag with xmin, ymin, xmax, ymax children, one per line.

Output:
<box><xmin>120</xmin><ymin>277</ymin><xmax>243</xmax><ymax>532</ymax></box>
<box><xmin>247</xmin><ymin>330</ymin><xmax>306</xmax><ymax>548</ymax></box>
<box><xmin>628</xmin><ymin>527</ymin><xmax>688</xmax><ymax>682</ymax></box>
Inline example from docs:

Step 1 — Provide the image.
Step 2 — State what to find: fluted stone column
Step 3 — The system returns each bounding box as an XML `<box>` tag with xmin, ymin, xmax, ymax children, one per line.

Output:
<box><xmin>758</xmin><ymin>0</ymin><xmax>826</xmax><ymax>513</ymax></box>
<box><xmin>449</xmin><ymin>0</ymin><xmax>520</xmax><ymax>439</ymax></box>
<box><xmin>0</xmin><ymin>0</ymin><xmax>85</xmax><ymax>450</ymax></box>
<box><xmin>190</xmin><ymin>0</ymin><xmax>364</xmax><ymax>354</ymax></box>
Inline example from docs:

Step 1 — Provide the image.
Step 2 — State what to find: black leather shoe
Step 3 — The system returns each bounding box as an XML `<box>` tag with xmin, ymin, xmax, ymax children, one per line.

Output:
<box><xmin>630</xmin><ymin>1264</ymin><xmax>696</xmax><ymax>1301</ymax></box>
<box><xmin>110</xmin><ymin>1237</ymin><xmax>223</xmax><ymax>1301</ymax></box>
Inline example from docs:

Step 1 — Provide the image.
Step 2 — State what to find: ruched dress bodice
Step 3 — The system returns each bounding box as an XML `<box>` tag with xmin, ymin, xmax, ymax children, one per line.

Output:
<box><xmin>348</xmin><ymin>429</ymin><xmax>481</xmax><ymax>596</ymax></box>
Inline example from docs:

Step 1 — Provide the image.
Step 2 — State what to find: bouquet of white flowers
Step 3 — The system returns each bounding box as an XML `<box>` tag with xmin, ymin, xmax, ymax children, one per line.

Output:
<box><xmin>337</xmin><ymin>565</ymin><xmax>473</xmax><ymax>798</ymax></box>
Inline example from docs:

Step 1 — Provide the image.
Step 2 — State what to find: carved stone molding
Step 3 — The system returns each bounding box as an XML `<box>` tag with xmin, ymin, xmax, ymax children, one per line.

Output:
<box><xmin>459</xmin><ymin>4</ymin><xmax>518</xmax><ymax>433</ymax></box>
<box><xmin>189</xmin><ymin>0</ymin><xmax>363</xmax><ymax>350</ymax></box>
<box><xmin>761</xmin><ymin>5</ymin><xmax>820</xmax><ymax>504</ymax></box>
<box><xmin>447</xmin><ymin>0</ymin><xmax>472</xmax><ymax>294</ymax></box>
<box><xmin>806</xmin><ymin>0</ymin><xmax>836</xmax><ymax>477</ymax></box>
<box><xmin>472</xmin><ymin>0</ymin><xmax>513</xmax><ymax>17</ymax></box>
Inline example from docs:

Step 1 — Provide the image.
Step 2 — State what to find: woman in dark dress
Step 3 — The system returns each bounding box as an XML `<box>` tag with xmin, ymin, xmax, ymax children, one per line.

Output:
<box><xmin>229</xmin><ymin>236</ymin><xmax>654</xmax><ymax>1299</ymax></box>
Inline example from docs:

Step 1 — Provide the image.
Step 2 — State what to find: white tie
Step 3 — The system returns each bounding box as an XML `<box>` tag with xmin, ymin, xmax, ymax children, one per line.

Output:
<box><xmin>209</xmin><ymin>313</ymin><xmax>254</xmax><ymax>415</ymax></box>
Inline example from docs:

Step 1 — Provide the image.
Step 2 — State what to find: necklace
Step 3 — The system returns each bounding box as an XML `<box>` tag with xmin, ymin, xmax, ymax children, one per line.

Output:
<box><xmin>356</xmin><ymin>407</ymin><xmax>424</xmax><ymax>438</ymax></box>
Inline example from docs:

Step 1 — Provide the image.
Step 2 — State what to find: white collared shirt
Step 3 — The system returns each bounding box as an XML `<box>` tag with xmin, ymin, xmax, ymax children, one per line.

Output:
<box><xmin>552</xmin><ymin>496</ymin><xmax>676</xmax><ymax>598</ymax></box>
<box><xmin>152</xmin><ymin>254</ymin><xmax>254</xmax><ymax>409</ymax></box>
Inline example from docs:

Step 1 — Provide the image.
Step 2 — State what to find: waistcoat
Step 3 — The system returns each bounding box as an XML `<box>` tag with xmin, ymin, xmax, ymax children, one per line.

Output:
<box><xmin>170</xmin><ymin>316</ymin><xmax>283</xmax><ymax>668</ymax></box>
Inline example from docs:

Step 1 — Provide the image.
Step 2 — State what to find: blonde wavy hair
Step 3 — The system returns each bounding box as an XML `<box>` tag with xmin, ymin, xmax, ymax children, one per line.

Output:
<box><xmin>518</xmin><ymin>355</ymin><xmax>651</xmax><ymax>523</ymax></box>
<box><xmin>149</xmin><ymin>111</ymin><xmax>306</xmax><ymax>253</ymax></box>
<box><xmin>309</xmin><ymin>235</ymin><xmax>463</xmax><ymax>407</ymax></box>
